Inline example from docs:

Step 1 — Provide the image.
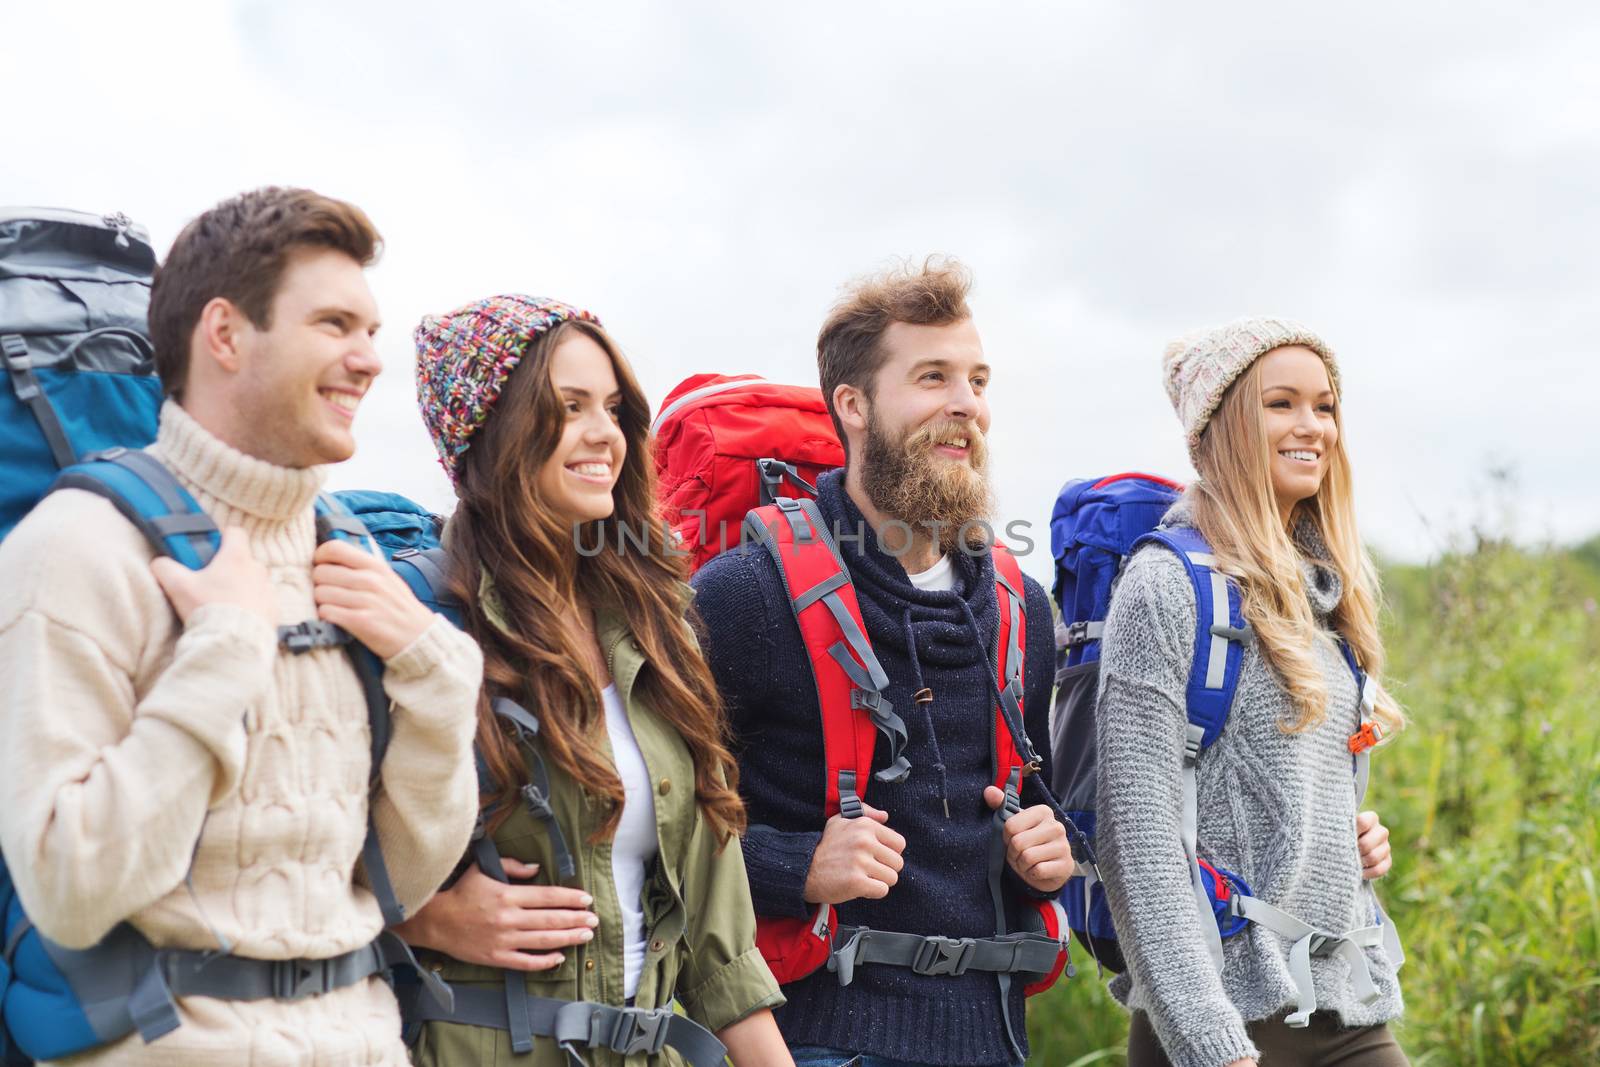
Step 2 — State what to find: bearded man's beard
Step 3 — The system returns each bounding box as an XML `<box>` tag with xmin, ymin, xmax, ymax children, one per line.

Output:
<box><xmin>860</xmin><ymin>410</ymin><xmax>995</xmax><ymax>553</ymax></box>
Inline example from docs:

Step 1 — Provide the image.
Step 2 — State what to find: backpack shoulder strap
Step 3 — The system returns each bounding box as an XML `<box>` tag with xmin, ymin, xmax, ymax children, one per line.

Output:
<box><xmin>1133</xmin><ymin>526</ymin><xmax>1248</xmax><ymax>754</ymax></box>
<box><xmin>1130</xmin><ymin>525</ymin><xmax>1247</xmax><ymax>974</ymax></box>
<box><xmin>391</xmin><ymin>546</ymin><xmax>461</xmax><ymax>625</ymax></box>
<box><xmin>742</xmin><ymin>497</ymin><xmax>908</xmax><ymax>819</ymax></box>
<box><xmin>49</xmin><ymin>447</ymin><xmax>220</xmax><ymax>568</ymax></box>
<box><xmin>309</xmin><ymin>492</ymin><xmax>409</xmax><ymax>926</ymax></box>
<box><xmin>989</xmin><ymin>543</ymin><xmax>1032</xmax><ymax>796</ymax></box>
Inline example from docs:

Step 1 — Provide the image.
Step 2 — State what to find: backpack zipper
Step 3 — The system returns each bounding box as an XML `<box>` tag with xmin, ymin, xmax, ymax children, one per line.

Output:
<box><xmin>102</xmin><ymin>211</ymin><xmax>133</xmax><ymax>248</ymax></box>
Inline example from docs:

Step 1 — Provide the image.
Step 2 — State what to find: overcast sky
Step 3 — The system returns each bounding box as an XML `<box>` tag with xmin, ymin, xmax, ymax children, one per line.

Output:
<box><xmin>5</xmin><ymin>1</ymin><xmax>1595</xmax><ymax>588</ymax></box>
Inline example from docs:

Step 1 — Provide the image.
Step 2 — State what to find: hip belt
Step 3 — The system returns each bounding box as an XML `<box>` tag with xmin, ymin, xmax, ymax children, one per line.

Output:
<box><xmin>826</xmin><ymin>925</ymin><xmax>1063</xmax><ymax>987</ymax></box>
<box><xmin>410</xmin><ymin>985</ymin><xmax>727</xmax><ymax>1067</ymax></box>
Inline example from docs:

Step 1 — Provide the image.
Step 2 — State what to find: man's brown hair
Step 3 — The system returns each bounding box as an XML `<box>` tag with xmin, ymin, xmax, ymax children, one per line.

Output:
<box><xmin>148</xmin><ymin>187</ymin><xmax>382</xmax><ymax>398</ymax></box>
<box><xmin>816</xmin><ymin>255</ymin><xmax>973</xmax><ymax>451</ymax></box>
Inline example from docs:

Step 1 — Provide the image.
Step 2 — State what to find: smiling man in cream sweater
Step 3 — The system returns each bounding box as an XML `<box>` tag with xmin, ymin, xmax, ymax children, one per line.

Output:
<box><xmin>0</xmin><ymin>188</ymin><xmax>482</xmax><ymax>1065</ymax></box>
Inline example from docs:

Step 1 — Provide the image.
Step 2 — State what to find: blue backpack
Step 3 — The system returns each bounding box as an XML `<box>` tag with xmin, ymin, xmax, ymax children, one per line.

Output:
<box><xmin>330</xmin><ymin>492</ymin><xmax>730</xmax><ymax>1066</ymax></box>
<box><xmin>0</xmin><ymin>208</ymin><xmax>164</xmax><ymax>539</ymax></box>
<box><xmin>1047</xmin><ymin>472</ymin><xmax>1403</xmax><ymax>1026</ymax></box>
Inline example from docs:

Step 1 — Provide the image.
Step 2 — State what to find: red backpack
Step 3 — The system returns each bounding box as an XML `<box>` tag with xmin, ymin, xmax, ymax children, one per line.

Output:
<box><xmin>654</xmin><ymin>376</ymin><xmax>1072</xmax><ymax>1009</ymax></box>
<box><xmin>652</xmin><ymin>374</ymin><xmax>844</xmax><ymax>570</ymax></box>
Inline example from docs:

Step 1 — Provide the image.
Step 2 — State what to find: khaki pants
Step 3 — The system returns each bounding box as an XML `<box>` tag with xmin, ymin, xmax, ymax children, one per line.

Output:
<box><xmin>1128</xmin><ymin>1010</ymin><xmax>1410</xmax><ymax>1067</ymax></box>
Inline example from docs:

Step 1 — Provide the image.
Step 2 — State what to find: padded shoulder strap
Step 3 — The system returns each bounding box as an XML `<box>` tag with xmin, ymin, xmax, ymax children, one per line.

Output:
<box><xmin>743</xmin><ymin>498</ymin><xmax>909</xmax><ymax>819</ymax></box>
<box><xmin>50</xmin><ymin>447</ymin><xmax>220</xmax><ymax>569</ymax></box>
<box><xmin>1133</xmin><ymin>527</ymin><xmax>1248</xmax><ymax>752</ymax></box>
<box><xmin>310</xmin><ymin>493</ymin><xmax>408</xmax><ymax>925</ymax></box>
<box><xmin>990</xmin><ymin>544</ymin><xmax>1033</xmax><ymax>790</ymax></box>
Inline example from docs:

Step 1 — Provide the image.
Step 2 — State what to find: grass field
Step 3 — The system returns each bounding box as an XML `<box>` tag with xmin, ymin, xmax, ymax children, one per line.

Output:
<box><xmin>1024</xmin><ymin>530</ymin><xmax>1600</xmax><ymax>1066</ymax></box>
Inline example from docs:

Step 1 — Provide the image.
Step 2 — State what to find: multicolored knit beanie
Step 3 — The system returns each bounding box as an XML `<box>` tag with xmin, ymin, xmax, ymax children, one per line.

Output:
<box><xmin>414</xmin><ymin>294</ymin><xmax>601</xmax><ymax>483</ymax></box>
<box><xmin>1162</xmin><ymin>316</ymin><xmax>1340</xmax><ymax>464</ymax></box>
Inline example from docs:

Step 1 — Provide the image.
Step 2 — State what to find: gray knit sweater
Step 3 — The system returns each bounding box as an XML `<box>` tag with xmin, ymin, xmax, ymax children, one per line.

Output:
<box><xmin>1094</xmin><ymin>511</ymin><xmax>1404</xmax><ymax>1067</ymax></box>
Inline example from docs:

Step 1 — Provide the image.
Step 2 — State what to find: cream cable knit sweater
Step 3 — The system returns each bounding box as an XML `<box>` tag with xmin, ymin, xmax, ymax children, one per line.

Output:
<box><xmin>0</xmin><ymin>402</ymin><xmax>482</xmax><ymax>1066</ymax></box>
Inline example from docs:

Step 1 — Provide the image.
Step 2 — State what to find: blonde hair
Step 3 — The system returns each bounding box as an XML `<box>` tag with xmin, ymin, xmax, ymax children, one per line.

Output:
<box><xmin>1189</xmin><ymin>357</ymin><xmax>1404</xmax><ymax>736</ymax></box>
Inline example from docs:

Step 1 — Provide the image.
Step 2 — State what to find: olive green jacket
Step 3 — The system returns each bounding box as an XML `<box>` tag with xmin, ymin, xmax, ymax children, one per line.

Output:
<box><xmin>412</xmin><ymin>599</ymin><xmax>782</xmax><ymax>1067</ymax></box>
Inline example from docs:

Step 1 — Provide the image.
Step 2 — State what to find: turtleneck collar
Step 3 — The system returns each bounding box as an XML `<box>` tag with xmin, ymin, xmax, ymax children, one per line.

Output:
<box><xmin>153</xmin><ymin>400</ymin><xmax>326</xmax><ymax>523</ymax></box>
<box><xmin>813</xmin><ymin>469</ymin><xmax>996</xmax><ymax>667</ymax></box>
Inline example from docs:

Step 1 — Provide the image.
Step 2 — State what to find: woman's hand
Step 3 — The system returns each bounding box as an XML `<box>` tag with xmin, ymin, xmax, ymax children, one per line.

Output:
<box><xmin>393</xmin><ymin>858</ymin><xmax>598</xmax><ymax>971</ymax></box>
<box><xmin>1225</xmin><ymin>1060</ymin><xmax>1259</xmax><ymax>1067</ymax></box>
<box><xmin>1356</xmin><ymin>810</ymin><xmax>1392</xmax><ymax>880</ymax></box>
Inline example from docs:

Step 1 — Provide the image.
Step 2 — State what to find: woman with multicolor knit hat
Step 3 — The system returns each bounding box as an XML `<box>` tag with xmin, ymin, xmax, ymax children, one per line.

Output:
<box><xmin>1094</xmin><ymin>320</ymin><xmax>1409</xmax><ymax>1067</ymax></box>
<box><xmin>391</xmin><ymin>294</ymin><xmax>792</xmax><ymax>1066</ymax></box>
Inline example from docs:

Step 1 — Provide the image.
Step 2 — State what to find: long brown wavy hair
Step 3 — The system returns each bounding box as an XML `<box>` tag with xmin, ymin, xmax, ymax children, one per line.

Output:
<box><xmin>444</xmin><ymin>319</ymin><xmax>745</xmax><ymax>844</ymax></box>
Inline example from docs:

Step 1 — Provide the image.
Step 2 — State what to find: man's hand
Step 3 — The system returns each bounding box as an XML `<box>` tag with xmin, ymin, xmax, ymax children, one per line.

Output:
<box><xmin>984</xmin><ymin>786</ymin><xmax>1074</xmax><ymax>893</ymax></box>
<box><xmin>1357</xmin><ymin>810</ymin><xmax>1392</xmax><ymax>880</ymax></box>
<box><xmin>311</xmin><ymin>539</ymin><xmax>434</xmax><ymax>660</ymax></box>
<box><xmin>150</xmin><ymin>526</ymin><xmax>276</xmax><ymax>625</ymax></box>
<box><xmin>802</xmin><ymin>803</ymin><xmax>906</xmax><ymax>904</ymax></box>
<box><xmin>393</xmin><ymin>858</ymin><xmax>598</xmax><ymax>972</ymax></box>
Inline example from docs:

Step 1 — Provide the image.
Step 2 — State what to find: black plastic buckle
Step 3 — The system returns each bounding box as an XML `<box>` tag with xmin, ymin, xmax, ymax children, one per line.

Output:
<box><xmin>1061</xmin><ymin>620</ymin><xmax>1094</xmax><ymax>648</ymax></box>
<box><xmin>277</xmin><ymin>620</ymin><xmax>349</xmax><ymax>654</ymax></box>
<box><xmin>911</xmin><ymin>936</ymin><xmax>978</xmax><ymax>977</ymax></box>
<box><xmin>272</xmin><ymin>958</ymin><xmax>332</xmax><ymax>1000</ymax></box>
<box><xmin>602</xmin><ymin>1006</ymin><xmax>672</xmax><ymax>1056</ymax></box>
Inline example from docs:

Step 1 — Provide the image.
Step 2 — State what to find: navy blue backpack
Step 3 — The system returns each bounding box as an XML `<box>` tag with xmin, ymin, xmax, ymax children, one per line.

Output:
<box><xmin>1047</xmin><ymin>472</ymin><xmax>1403</xmax><ymax>1025</ymax></box>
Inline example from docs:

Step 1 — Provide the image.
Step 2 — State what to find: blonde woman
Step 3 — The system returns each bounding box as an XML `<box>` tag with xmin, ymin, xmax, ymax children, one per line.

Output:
<box><xmin>1095</xmin><ymin>319</ymin><xmax>1407</xmax><ymax>1067</ymax></box>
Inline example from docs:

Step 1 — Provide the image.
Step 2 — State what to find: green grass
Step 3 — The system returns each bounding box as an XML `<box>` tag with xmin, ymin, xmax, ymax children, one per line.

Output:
<box><xmin>1025</xmin><ymin>533</ymin><xmax>1600</xmax><ymax>1065</ymax></box>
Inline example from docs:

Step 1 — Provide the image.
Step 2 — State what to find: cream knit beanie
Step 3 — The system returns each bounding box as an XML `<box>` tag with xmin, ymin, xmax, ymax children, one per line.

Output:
<box><xmin>1162</xmin><ymin>316</ymin><xmax>1340</xmax><ymax>463</ymax></box>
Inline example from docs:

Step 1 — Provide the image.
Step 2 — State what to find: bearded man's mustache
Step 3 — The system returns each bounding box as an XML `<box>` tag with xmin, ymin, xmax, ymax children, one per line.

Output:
<box><xmin>860</xmin><ymin>413</ymin><xmax>995</xmax><ymax>553</ymax></box>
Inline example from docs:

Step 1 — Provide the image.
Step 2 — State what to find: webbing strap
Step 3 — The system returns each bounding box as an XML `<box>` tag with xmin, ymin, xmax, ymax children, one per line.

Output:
<box><xmin>1181</xmin><ymin>725</ymin><xmax>1226</xmax><ymax>973</ymax></box>
<box><xmin>837</xmin><ymin>769</ymin><xmax>864</xmax><ymax>820</ymax></box>
<box><xmin>396</xmin><ymin>546</ymin><xmax>450</xmax><ymax>603</ymax></box>
<box><xmin>1195</xmin><ymin>558</ymin><xmax>1231</xmax><ymax>690</ymax></box>
<box><xmin>3</xmin><ymin>914</ymin><xmax>32</xmax><ymax>965</ymax></box>
<box><xmin>485</xmin><ymin>697</ymin><xmax>576</xmax><ymax>880</ymax></box>
<box><xmin>1230</xmin><ymin>894</ymin><xmax>1385</xmax><ymax>1027</ymax></box>
<box><xmin>1375</xmin><ymin>897</ymin><xmax>1405</xmax><ymax>969</ymax></box>
<box><xmin>827</xmin><ymin>926</ymin><xmax>1063</xmax><ymax>988</ymax></box>
<box><xmin>827</xmin><ymin>640</ymin><xmax>910</xmax><ymax>784</ymax></box>
<box><xmin>409</xmin><ymin>985</ymin><xmax>728</xmax><ymax>1067</ymax></box>
<box><xmin>492</xmin><ymin>696</ymin><xmax>543</xmax><ymax>740</ymax></box>
<box><xmin>991</xmin><ymin>765</ymin><xmax>1025</xmax><ymax>1062</ymax></box>
<box><xmin>2</xmin><ymin>333</ymin><xmax>76</xmax><ymax>468</ymax></box>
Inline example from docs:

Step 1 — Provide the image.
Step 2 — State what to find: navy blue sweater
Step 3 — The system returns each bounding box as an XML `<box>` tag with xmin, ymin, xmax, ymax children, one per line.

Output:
<box><xmin>690</xmin><ymin>471</ymin><xmax>1056</xmax><ymax>1066</ymax></box>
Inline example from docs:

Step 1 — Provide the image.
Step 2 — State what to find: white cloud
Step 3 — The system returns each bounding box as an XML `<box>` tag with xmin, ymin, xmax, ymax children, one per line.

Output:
<box><xmin>3</xmin><ymin>0</ymin><xmax>1595</xmax><ymax>589</ymax></box>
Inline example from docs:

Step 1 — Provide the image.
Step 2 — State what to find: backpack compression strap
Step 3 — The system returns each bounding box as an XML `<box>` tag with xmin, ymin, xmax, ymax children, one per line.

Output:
<box><xmin>2</xmin><ymin>333</ymin><xmax>78</xmax><ymax>469</ymax></box>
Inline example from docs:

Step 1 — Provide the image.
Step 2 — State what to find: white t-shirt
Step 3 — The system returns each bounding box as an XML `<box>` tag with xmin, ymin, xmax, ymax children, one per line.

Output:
<box><xmin>906</xmin><ymin>553</ymin><xmax>956</xmax><ymax>593</ymax></box>
<box><xmin>601</xmin><ymin>684</ymin><xmax>658</xmax><ymax>999</ymax></box>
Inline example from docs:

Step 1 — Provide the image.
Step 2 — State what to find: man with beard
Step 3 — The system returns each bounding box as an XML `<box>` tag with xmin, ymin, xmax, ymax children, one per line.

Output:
<box><xmin>691</xmin><ymin>258</ymin><xmax>1070</xmax><ymax>1067</ymax></box>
